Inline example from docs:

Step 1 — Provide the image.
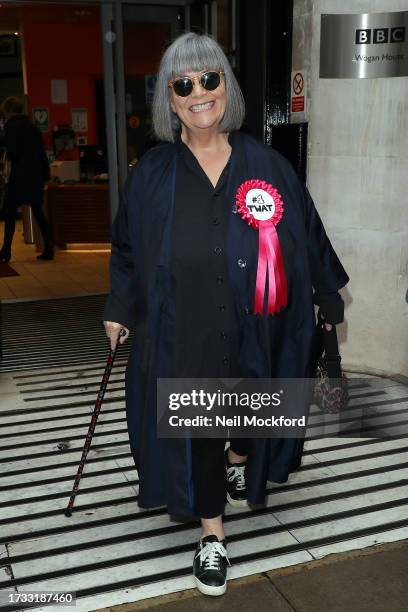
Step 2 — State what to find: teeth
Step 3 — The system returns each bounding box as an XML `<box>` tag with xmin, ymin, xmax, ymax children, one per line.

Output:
<box><xmin>190</xmin><ymin>102</ymin><xmax>214</xmax><ymax>112</ymax></box>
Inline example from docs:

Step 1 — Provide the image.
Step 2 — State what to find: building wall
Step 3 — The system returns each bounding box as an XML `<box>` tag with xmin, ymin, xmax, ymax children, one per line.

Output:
<box><xmin>292</xmin><ymin>0</ymin><xmax>408</xmax><ymax>376</ymax></box>
<box><xmin>22</xmin><ymin>21</ymin><xmax>103</xmax><ymax>150</ymax></box>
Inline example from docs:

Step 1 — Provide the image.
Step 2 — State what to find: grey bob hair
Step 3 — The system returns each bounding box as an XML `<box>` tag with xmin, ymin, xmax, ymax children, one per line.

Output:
<box><xmin>152</xmin><ymin>32</ymin><xmax>245</xmax><ymax>142</ymax></box>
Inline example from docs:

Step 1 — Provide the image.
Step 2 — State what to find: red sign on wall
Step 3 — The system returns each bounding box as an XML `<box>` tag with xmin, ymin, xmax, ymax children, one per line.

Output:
<box><xmin>291</xmin><ymin>96</ymin><xmax>305</xmax><ymax>112</ymax></box>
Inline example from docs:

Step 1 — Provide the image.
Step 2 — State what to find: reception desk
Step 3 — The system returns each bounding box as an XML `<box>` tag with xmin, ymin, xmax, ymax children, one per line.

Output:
<box><xmin>46</xmin><ymin>183</ymin><xmax>111</xmax><ymax>249</ymax></box>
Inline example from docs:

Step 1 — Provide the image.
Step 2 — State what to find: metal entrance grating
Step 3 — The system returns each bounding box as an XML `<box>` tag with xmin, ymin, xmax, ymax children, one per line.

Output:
<box><xmin>0</xmin><ymin>295</ymin><xmax>131</xmax><ymax>373</ymax></box>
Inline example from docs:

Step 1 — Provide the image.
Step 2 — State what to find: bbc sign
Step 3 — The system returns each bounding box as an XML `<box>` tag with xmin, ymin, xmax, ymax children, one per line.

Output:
<box><xmin>355</xmin><ymin>27</ymin><xmax>405</xmax><ymax>45</ymax></box>
<box><xmin>320</xmin><ymin>11</ymin><xmax>408</xmax><ymax>78</ymax></box>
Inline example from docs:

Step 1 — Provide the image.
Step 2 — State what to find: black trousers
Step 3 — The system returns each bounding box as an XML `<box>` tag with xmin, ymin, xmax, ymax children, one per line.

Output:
<box><xmin>191</xmin><ymin>437</ymin><xmax>250</xmax><ymax>518</ymax></box>
<box><xmin>2</xmin><ymin>187</ymin><xmax>52</xmax><ymax>253</ymax></box>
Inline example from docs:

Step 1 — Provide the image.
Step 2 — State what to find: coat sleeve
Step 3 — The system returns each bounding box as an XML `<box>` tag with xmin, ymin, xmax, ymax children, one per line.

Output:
<box><xmin>313</xmin><ymin>291</ymin><xmax>344</xmax><ymax>325</ymax></box>
<box><xmin>103</xmin><ymin>174</ymin><xmax>140</xmax><ymax>329</ymax></box>
<box><xmin>303</xmin><ymin>185</ymin><xmax>349</xmax><ymax>297</ymax></box>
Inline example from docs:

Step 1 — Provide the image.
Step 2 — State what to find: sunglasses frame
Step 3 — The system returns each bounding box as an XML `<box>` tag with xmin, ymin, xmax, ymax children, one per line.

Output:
<box><xmin>168</xmin><ymin>70</ymin><xmax>225</xmax><ymax>97</ymax></box>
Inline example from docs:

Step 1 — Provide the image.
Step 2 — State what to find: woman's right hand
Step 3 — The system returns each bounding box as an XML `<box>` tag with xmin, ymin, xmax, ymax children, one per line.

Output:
<box><xmin>103</xmin><ymin>321</ymin><xmax>130</xmax><ymax>351</ymax></box>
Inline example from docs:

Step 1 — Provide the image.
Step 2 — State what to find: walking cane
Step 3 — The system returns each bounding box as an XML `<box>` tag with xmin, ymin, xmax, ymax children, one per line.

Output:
<box><xmin>64</xmin><ymin>328</ymin><xmax>126</xmax><ymax>517</ymax></box>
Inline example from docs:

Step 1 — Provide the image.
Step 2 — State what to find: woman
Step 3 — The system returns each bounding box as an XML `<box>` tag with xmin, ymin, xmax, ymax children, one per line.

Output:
<box><xmin>104</xmin><ymin>32</ymin><xmax>348</xmax><ymax>597</ymax></box>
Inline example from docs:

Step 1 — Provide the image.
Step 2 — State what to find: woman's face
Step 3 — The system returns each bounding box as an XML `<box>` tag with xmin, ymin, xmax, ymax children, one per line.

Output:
<box><xmin>169</xmin><ymin>69</ymin><xmax>227</xmax><ymax>135</ymax></box>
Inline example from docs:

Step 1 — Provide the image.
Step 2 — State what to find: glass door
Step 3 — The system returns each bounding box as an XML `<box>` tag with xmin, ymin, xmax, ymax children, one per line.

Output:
<box><xmin>101</xmin><ymin>1</ymin><xmax>187</xmax><ymax>218</ymax></box>
<box><xmin>102</xmin><ymin>0</ymin><xmax>236</xmax><ymax>218</ymax></box>
<box><xmin>122</xmin><ymin>3</ymin><xmax>184</xmax><ymax>166</ymax></box>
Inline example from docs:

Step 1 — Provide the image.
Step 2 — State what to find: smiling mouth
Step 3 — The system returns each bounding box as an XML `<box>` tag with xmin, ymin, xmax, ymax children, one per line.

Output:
<box><xmin>189</xmin><ymin>101</ymin><xmax>215</xmax><ymax>113</ymax></box>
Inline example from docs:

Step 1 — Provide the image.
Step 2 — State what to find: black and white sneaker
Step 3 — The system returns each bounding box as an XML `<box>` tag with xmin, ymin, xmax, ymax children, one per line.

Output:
<box><xmin>226</xmin><ymin>449</ymin><xmax>248</xmax><ymax>507</ymax></box>
<box><xmin>193</xmin><ymin>535</ymin><xmax>230</xmax><ymax>596</ymax></box>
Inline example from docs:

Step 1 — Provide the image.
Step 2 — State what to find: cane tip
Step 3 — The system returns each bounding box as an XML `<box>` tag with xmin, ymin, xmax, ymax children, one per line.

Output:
<box><xmin>64</xmin><ymin>509</ymin><xmax>72</xmax><ymax>517</ymax></box>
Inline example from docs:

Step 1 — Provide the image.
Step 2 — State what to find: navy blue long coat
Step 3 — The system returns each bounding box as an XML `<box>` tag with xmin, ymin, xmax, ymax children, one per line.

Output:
<box><xmin>103</xmin><ymin>130</ymin><xmax>349</xmax><ymax>517</ymax></box>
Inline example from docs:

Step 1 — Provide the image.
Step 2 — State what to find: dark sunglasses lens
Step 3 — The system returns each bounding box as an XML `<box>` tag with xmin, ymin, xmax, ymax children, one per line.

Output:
<box><xmin>173</xmin><ymin>78</ymin><xmax>193</xmax><ymax>97</ymax></box>
<box><xmin>201</xmin><ymin>71</ymin><xmax>221</xmax><ymax>90</ymax></box>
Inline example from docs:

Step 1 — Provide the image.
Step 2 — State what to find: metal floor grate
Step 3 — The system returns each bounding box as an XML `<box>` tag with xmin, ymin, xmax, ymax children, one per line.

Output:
<box><xmin>0</xmin><ymin>295</ymin><xmax>131</xmax><ymax>373</ymax></box>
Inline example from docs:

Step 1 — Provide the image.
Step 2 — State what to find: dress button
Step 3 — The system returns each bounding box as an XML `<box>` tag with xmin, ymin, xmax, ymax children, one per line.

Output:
<box><xmin>220</xmin><ymin>331</ymin><xmax>228</xmax><ymax>340</ymax></box>
<box><xmin>216</xmin><ymin>276</ymin><xmax>224</xmax><ymax>285</ymax></box>
<box><xmin>237</xmin><ymin>258</ymin><xmax>247</xmax><ymax>269</ymax></box>
<box><xmin>214</xmin><ymin>246</ymin><xmax>222</xmax><ymax>255</ymax></box>
<box><xmin>219</xmin><ymin>304</ymin><xmax>226</xmax><ymax>312</ymax></box>
<box><xmin>222</xmin><ymin>356</ymin><xmax>229</xmax><ymax>365</ymax></box>
<box><xmin>212</xmin><ymin>217</ymin><xmax>220</xmax><ymax>226</ymax></box>
<box><xmin>231</xmin><ymin>205</ymin><xmax>237</xmax><ymax>214</ymax></box>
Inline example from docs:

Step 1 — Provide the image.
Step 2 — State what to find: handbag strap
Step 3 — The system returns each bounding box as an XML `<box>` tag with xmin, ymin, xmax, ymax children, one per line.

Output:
<box><xmin>317</xmin><ymin>310</ymin><xmax>342</xmax><ymax>379</ymax></box>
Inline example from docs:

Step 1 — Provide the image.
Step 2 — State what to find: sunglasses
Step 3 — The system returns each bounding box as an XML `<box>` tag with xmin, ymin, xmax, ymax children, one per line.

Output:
<box><xmin>168</xmin><ymin>70</ymin><xmax>224</xmax><ymax>97</ymax></box>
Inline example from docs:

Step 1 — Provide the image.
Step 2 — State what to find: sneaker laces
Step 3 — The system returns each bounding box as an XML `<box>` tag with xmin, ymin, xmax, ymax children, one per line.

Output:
<box><xmin>227</xmin><ymin>464</ymin><xmax>246</xmax><ymax>491</ymax></box>
<box><xmin>195</xmin><ymin>541</ymin><xmax>230</xmax><ymax>570</ymax></box>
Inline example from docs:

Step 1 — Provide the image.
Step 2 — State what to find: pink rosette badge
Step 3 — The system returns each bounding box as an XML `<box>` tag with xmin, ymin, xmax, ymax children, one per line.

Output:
<box><xmin>236</xmin><ymin>179</ymin><xmax>287</xmax><ymax>315</ymax></box>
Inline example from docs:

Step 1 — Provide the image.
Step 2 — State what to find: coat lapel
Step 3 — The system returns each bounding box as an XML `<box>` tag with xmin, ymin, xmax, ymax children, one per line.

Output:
<box><xmin>225</xmin><ymin>132</ymin><xmax>296</xmax><ymax>314</ymax></box>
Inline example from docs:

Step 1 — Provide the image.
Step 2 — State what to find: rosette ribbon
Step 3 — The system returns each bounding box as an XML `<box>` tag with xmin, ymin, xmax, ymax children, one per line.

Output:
<box><xmin>236</xmin><ymin>179</ymin><xmax>287</xmax><ymax>315</ymax></box>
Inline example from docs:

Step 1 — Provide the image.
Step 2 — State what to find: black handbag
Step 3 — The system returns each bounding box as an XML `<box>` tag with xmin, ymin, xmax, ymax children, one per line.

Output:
<box><xmin>314</xmin><ymin>310</ymin><xmax>349</xmax><ymax>413</ymax></box>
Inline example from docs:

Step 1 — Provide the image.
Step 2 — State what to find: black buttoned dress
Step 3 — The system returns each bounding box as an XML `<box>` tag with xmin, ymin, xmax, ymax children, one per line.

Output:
<box><xmin>171</xmin><ymin>136</ymin><xmax>249</xmax><ymax>517</ymax></box>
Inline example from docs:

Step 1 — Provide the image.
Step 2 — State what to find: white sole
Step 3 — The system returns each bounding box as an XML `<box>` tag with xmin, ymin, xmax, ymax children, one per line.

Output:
<box><xmin>226</xmin><ymin>492</ymin><xmax>249</xmax><ymax>508</ymax></box>
<box><xmin>194</xmin><ymin>576</ymin><xmax>227</xmax><ymax>596</ymax></box>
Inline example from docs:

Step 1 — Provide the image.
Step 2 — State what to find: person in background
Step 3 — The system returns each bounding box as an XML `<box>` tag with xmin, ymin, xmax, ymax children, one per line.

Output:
<box><xmin>0</xmin><ymin>97</ymin><xmax>53</xmax><ymax>262</ymax></box>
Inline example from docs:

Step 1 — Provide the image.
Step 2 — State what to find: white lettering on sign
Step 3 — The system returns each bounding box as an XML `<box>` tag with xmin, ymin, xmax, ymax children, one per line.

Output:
<box><xmin>356</xmin><ymin>26</ymin><xmax>406</xmax><ymax>44</ymax></box>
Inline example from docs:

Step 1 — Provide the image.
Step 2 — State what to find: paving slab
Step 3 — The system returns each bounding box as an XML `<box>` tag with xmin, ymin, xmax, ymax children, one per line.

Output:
<box><xmin>106</xmin><ymin>574</ymin><xmax>294</xmax><ymax>612</ymax></box>
<box><xmin>267</xmin><ymin>539</ymin><xmax>408</xmax><ymax>612</ymax></box>
<box><xmin>101</xmin><ymin>540</ymin><xmax>408</xmax><ymax>612</ymax></box>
